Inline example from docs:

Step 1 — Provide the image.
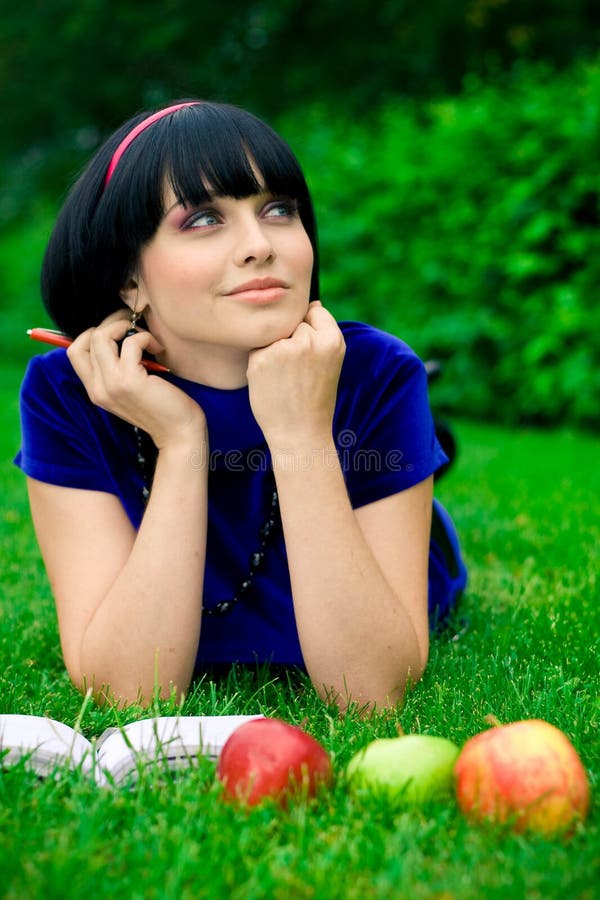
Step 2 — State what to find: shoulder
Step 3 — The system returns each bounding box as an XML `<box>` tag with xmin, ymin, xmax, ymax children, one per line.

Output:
<box><xmin>334</xmin><ymin>320</ymin><xmax>434</xmax><ymax>441</ymax></box>
<box><xmin>16</xmin><ymin>347</ymin><xmax>138</xmax><ymax>501</ymax></box>
<box><xmin>19</xmin><ymin>348</ymin><xmax>97</xmax><ymax>423</ymax></box>
<box><xmin>334</xmin><ymin>320</ymin><xmax>430</xmax><ymax>429</ymax></box>
<box><xmin>339</xmin><ymin>320</ymin><xmax>424</xmax><ymax>365</ymax></box>
<box><xmin>338</xmin><ymin>320</ymin><xmax>426</xmax><ymax>383</ymax></box>
<box><xmin>332</xmin><ymin>321</ymin><xmax>444</xmax><ymax>507</ymax></box>
<box><xmin>21</xmin><ymin>348</ymin><xmax>82</xmax><ymax>397</ymax></box>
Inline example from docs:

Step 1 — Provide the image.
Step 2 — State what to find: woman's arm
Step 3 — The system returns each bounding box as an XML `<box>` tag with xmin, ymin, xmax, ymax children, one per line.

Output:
<box><xmin>27</xmin><ymin>432</ymin><xmax>208</xmax><ymax>706</ymax></box>
<box><xmin>271</xmin><ymin>453</ymin><xmax>430</xmax><ymax>711</ymax></box>
<box><xmin>248</xmin><ymin>302</ymin><xmax>430</xmax><ymax>712</ymax></box>
<box><xmin>26</xmin><ymin>313</ymin><xmax>209</xmax><ymax>706</ymax></box>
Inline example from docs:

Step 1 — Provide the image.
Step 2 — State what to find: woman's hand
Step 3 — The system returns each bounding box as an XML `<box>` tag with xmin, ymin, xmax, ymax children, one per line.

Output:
<box><xmin>67</xmin><ymin>310</ymin><xmax>205</xmax><ymax>449</ymax></box>
<box><xmin>247</xmin><ymin>302</ymin><xmax>346</xmax><ymax>448</ymax></box>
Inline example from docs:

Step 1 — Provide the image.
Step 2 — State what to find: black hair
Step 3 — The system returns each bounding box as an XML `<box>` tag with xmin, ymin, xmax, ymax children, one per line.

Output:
<box><xmin>41</xmin><ymin>101</ymin><xmax>320</xmax><ymax>336</ymax></box>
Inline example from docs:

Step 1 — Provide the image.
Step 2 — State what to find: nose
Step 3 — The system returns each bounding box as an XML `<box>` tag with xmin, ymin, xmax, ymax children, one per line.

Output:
<box><xmin>233</xmin><ymin>215</ymin><xmax>274</xmax><ymax>267</ymax></box>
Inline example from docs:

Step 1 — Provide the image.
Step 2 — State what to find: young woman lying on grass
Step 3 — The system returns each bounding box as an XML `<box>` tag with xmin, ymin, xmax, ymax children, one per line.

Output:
<box><xmin>16</xmin><ymin>101</ymin><xmax>467</xmax><ymax>711</ymax></box>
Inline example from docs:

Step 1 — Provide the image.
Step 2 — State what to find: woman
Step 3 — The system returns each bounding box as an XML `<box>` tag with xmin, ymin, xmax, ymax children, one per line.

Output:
<box><xmin>16</xmin><ymin>101</ymin><xmax>467</xmax><ymax>711</ymax></box>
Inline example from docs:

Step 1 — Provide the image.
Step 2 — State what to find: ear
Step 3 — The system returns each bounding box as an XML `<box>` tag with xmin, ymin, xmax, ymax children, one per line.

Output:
<box><xmin>119</xmin><ymin>275</ymin><xmax>144</xmax><ymax>312</ymax></box>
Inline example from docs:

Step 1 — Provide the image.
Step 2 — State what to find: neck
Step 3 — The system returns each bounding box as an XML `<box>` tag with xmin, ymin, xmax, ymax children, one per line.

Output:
<box><xmin>157</xmin><ymin>341</ymin><xmax>250</xmax><ymax>389</ymax></box>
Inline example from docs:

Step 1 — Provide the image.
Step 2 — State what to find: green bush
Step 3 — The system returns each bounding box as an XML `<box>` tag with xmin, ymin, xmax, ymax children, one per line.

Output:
<box><xmin>3</xmin><ymin>58</ymin><xmax>600</xmax><ymax>426</ymax></box>
<box><xmin>280</xmin><ymin>59</ymin><xmax>600</xmax><ymax>427</ymax></box>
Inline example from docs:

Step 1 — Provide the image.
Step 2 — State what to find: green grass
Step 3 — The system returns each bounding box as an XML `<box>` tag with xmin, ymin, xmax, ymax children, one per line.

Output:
<box><xmin>0</xmin><ymin>345</ymin><xmax>598</xmax><ymax>898</ymax></box>
<box><xmin>0</xmin><ymin>211</ymin><xmax>598</xmax><ymax>897</ymax></box>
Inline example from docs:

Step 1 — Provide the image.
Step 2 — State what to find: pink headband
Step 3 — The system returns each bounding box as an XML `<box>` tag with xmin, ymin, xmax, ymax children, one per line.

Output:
<box><xmin>103</xmin><ymin>102</ymin><xmax>201</xmax><ymax>188</ymax></box>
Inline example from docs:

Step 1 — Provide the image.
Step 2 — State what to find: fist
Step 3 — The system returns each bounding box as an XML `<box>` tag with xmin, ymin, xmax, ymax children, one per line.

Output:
<box><xmin>247</xmin><ymin>302</ymin><xmax>345</xmax><ymax>446</ymax></box>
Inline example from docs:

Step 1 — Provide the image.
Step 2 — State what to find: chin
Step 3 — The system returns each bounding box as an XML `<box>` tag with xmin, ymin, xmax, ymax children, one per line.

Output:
<box><xmin>252</xmin><ymin>309</ymin><xmax>307</xmax><ymax>347</ymax></box>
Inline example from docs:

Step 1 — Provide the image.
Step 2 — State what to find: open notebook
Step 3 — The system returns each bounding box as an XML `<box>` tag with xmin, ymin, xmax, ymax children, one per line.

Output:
<box><xmin>0</xmin><ymin>713</ymin><xmax>264</xmax><ymax>786</ymax></box>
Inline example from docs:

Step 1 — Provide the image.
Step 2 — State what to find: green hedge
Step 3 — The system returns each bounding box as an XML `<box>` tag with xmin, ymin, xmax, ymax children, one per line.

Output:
<box><xmin>3</xmin><ymin>59</ymin><xmax>600</xmax><ymax>426</ymax></box>
<box><xmin>280</xmin><ymin>59</ymin><xmax>600</xmax><ymax>427</ymax></box>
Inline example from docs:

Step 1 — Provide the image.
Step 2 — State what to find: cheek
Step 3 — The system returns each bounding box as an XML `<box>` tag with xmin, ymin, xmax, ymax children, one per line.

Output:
<box><xmin>294</xmin><ymin>232</ymin><xmax>314</xmax><ymax>281</ymax></box>
<box><xmin>139</xmin><ymin>254</ymin><xmax>214</xmax><ymax>303</ymax></box>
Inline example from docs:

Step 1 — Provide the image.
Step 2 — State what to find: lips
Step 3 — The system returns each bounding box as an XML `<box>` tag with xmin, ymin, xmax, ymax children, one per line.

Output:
<box><xmin>226</xmin><ymin>277</ymin><xmax>288</xmax><ymax>295</ymax></box>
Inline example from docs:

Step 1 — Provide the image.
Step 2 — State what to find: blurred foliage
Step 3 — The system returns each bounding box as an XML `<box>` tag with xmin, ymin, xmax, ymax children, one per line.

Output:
<box><xmin>2</xmin><ymin>0</ymin><xmax>600</xmax><ymax>220</ymax></box>
<box><xmin>283</xmin><ymin>59</ymin><xmax>600</xmax><ymax>428</ymax></box>
<box><xmin>2</xmin><ymin>2</ymin><xmax>600</xmax><ymax>426</ymax></box>
<box><xmin>3</xmin><ymin>57</ymin><xmax>599</xmax><ymax>427</ymax></box>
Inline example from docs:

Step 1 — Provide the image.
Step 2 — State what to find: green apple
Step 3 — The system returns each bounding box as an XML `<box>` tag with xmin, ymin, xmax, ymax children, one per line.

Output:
<box><xmin>346</xmin><ymin>734</ymin><xmax>460</xmax><ymax>803</ymax></box>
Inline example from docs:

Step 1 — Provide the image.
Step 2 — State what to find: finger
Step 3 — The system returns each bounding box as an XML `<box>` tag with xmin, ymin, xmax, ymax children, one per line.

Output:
<box><xmin>304</xmin><ymin>300</ymin><xmax>329</xmax><ymax>319</ymax></box>
<box><xmin>87</xmin><ymin>309</ymin><xmax>133</xmax><ymax>345</ymax></box>
<box><xmin>92</xmin><ymin>317</ymin><xmax>133</xmax><ymax>343</ymax></box>
<box><xmin>121</xmin><ymin>324</ymin><xmax>165</xmax><ymax>356</ymax></box>
<box><xmin>89</xmin><ymin>319</ymin><xmax>133</xmax><ymax>371</ymax></box>
<box><xmin>98</xmin><ymin>309</ymin><xmax>165</xmax><ymax>358</ymax></box>
<box><xmin>69</xmin><ymin>326</ymin><xmax>95</xmax><ymax>350</ymax></box>
<box><xmin>67</xmin><ymin>314</ymin><xmax>128</xmax><ymax>362</ymax></box>
<box><xmin>66</xmin><ymin>328</ymin><xmax>95</xmax><ymax>383</ymax></box>
<box><xmin>89</xmin><ymin>318</ymin><xmax>163</xmax><ymax>364</ymax></box>
<box><xmin>119</xmin><ymin>330</ymin><xmax>165</xmax><ymax>366</ymax></box>
<box><xmin>97</xmin><ymin>309</ymin><xmax>134</xmax><ymax>327</ymax></box>
<box><xmin>303</xmin><ymin>302</ymin><xmax>336</xmax><ymax>331</ymax></box>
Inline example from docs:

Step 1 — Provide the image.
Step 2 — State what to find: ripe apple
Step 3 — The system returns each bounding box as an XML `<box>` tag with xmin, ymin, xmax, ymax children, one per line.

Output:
<box><xmin>454</xmin><ymin>718</ymin><xmax>590</xmax><ymax>836</ymax></box>
<box><xmin>346</xmin><ymin>734</ymin><xmax>460</xmax><ymax>803</ymax></box>
<box><xmin>216</xmin><ymin>717</ymin><xmax>332</xmax><ymax>807</ymax></box>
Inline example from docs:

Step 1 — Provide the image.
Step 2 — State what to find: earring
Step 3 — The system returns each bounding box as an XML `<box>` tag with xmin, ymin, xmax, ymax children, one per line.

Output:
<box><xmin>127</xmin><ymin>308</ymin><xmax>142</xmax><ymax>337</ymax></box>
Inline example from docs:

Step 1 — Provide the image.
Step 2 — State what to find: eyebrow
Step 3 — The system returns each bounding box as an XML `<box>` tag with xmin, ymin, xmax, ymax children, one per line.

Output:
<box><xmin>164</xmin><ymin>187</ymin><xmax>277</xmax><ymax>217</ymax></box>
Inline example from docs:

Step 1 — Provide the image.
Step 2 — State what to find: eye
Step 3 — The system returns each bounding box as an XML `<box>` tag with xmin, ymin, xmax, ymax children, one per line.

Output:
<box><xmin>263</xmin><ymin>199</ymin><xmax>299</xmax><ymax>219</ymax></box>
<box><xmin>185</xmin><ymin>208</ymin><xmax>222</xmax><ymax>229</ymax></box>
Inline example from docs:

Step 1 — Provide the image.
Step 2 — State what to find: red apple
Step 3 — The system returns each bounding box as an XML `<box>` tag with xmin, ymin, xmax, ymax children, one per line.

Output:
<box><xmin>454</xmin><ymin>718</ymin><xmax>590</xmax><ymax>836</ymax></box>
<box><xmin>216</xmin><ymin>717</ymin><xmax>332</xmax><ymax>806</ymax></box>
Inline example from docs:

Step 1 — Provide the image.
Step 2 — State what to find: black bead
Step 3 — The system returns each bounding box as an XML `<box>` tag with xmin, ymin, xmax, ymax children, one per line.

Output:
<box><xmin>176</xmin><ymin>472</ymin><xmax>282</xmax><ymax>617</ymax></box>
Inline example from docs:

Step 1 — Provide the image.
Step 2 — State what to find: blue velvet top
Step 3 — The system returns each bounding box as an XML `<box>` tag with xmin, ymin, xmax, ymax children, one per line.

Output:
<box><xmin>15</xmin><ymin>321</ymin><xmax>449</xmax><ymax>669</ymax></box>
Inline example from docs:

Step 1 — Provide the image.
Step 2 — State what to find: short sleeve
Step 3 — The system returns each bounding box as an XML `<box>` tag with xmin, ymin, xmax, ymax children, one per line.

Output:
<box><xmin>14</xmin><ymin>350</ymin><xmax>118</xmax><ymax>492</ymax></box>
<box><xmin>334</xmin><ymin>322</ymin><xmax>447</xmax><ymax>509</ymax></box>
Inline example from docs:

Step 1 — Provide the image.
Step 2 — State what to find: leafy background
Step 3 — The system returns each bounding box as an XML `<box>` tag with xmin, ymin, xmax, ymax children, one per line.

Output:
<box><xmin>1</xmin><ymin>0</ymin><xmax>600</xmax><ymax>427</ymax></box>
<box><xmin>1</xmin><ymin>5</ymin><xmax>599</xmax><ymax>897</ymax></box>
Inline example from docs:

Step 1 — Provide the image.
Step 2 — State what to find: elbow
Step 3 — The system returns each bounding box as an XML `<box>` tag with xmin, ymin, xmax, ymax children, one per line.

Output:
<box><xmin>67</xmin><ymin>668</ymin><xmax>138</xmax><ymax>708</ymax></box>
<box><xmin>69</xmin><ymin>641</ymin><xmax>193</xmax><ymax>708</ymax></box>
<box><xmin>316</xmin><ymin>661</ymin><xmax>429</xmax><ymax>717</ymax></box>
<box><xmin>73</xmin><ymin>676</ymin><xmax>189</xmax><ymax>709</ymax></box>
<box><xmin>394</xmin><ymin>631</ymin><xmax>430</xmax><ymax>700</ymax></box>
<box><xmin>316</xmin><ymin>638</ymin><xmax>430</xmax><ymax>716</ymax></box>
<box><xmin>416</xmin><ymin>628</ymin><xmax>430</xmax><ymax>679</ymax></box>
<box><xmin>363</xmin><ymin>598</ymin><xmax>430</xmax><ymax>710</ymax></box>
<box><xmin>371</xmin><ymin>658</ymin><xmax>428</xmax><ymax>714</ymax></box>
<box><xmin>397</xmin><ymin>610</ymin><xmax>430</xmax><ymax>693</ymax></box>
<box><xmin>372</xmin><ymin>623</ymin><xmax>429</xmax><ymax>711</ymax></box>
<box><xmin>67</xmin><ymin>662</ymin><xmax>190</xmax><ymax>709</ymax></box>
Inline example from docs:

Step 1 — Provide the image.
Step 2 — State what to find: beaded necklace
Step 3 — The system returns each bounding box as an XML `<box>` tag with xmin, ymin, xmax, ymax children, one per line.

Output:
<box><xmin>132</xmin><ymin>425</ymin><xmax>281</xmax><ymax>617</ymax></box>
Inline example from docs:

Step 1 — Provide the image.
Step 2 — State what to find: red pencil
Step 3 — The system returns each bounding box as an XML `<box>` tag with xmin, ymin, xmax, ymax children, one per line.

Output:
<box><xmin>27</xmin><ymin>328</ymin><xmax>170</xmax><ymax>373</ymax></box>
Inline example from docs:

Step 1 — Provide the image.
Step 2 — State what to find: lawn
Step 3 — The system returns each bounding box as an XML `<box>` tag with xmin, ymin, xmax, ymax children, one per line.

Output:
<box><xmin>0</xmin><ymin>353</ymin><xmax>598</xmax><ymax>898</ymax></box>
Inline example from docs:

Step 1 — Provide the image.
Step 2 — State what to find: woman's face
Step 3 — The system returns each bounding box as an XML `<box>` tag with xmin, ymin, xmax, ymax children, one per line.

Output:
<box><xmin>129</xmin><ymin>179</ymin><xmax>314</xmax><ymax>380</ymax></box>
